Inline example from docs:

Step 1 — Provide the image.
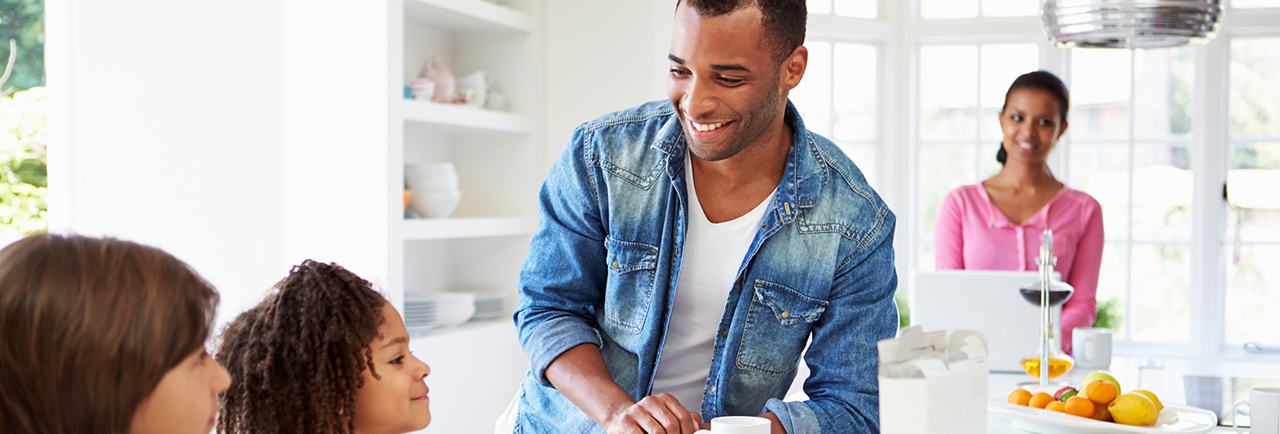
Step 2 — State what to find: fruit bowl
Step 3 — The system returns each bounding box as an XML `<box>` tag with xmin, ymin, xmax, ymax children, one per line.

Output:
<box><xmin>988</xmin><ymin>398</ymin><xmax>1218</xmax><ymax>434</ymax></box>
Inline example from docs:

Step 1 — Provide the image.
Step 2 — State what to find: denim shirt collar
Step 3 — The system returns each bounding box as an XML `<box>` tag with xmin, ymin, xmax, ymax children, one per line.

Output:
<box><xmin>649</xmin><ymin>100</ymin><xmax>822</xmax><ymax>226</ymax></box>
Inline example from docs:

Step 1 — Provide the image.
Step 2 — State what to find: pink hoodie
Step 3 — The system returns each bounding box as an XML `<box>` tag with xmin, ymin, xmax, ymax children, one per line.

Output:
<box><xmin>934</xmin><ymin>183</ymin><xmax>1104</xmax><ymax>355</ymax></box>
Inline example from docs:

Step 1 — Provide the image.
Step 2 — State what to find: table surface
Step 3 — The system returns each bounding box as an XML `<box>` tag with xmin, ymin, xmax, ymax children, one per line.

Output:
<box><xmin>985</xmin><ymin>355</ymin><xmax>1280</xmax><ymax>433</ymax></box>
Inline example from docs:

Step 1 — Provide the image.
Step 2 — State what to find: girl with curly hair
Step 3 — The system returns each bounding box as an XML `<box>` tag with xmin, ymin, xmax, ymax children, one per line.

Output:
<box><xmin>0</xmin><ymin>234</ymin><xmax>231</xmax><ymax>434</ymax></box>
<box><xmin>216</xmin><ymin>260</ymin><xmax>431</xmax><ymax>434</ymax></box>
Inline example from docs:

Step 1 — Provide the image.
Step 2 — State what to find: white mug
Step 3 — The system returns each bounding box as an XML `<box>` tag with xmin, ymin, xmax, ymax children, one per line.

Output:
<box><xmin>1072</xmin><ymin>327</ymin><xmax>1112</xmax><ymax>370</ymax></box>
<box><xmin>1235</xmin><ymin>387</ymin><xmax>1280</xmax><ymax>434</ymax></box>
<box><xmin>694</xmin><ymin>416</ymin><xmax>771</xmax><ymax>434</ymax></box>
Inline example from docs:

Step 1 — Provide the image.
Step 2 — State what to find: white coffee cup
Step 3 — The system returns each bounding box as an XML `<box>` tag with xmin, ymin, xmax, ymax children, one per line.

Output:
<box><xmin>1234</xmin><ymin>387</ymin><xmax>1280</xmax><ymax>434</ymax></box>
<box><xmin>1072</xmin><ymin>327</ymin><xmax>1112</xmax><ymax>370</ymax></box>
<box><xmin>694</xmin><ymin>416</ymin><xmax>771</xmax><ymax>434</ymax></box>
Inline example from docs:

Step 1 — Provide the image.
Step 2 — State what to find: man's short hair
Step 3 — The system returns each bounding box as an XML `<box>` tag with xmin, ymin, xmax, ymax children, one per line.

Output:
<box><xmin>678</xmin><ymin>0</ymin><xmax>807</xmax><ymax>62</ymax></box>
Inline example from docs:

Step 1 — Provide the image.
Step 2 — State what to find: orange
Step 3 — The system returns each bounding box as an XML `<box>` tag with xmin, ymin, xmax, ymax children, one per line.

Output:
<box><xmin>1045</xmin><ymin>401</ymin><xmax>1067</xmax><ymax>413</ymax></box>
<box><xmin>1008</xmin><ymin>389</ymin><xmax>1033</xmax><ymax>406</ymax></box>
<box><xmin>1064</xmin><ymin>396</ymin><xmax>1095</xmax><ymax>418</ymax></box>
<box><xmin>1029</xmin><ymin>392</ymin><xmax>1055</xmax><ymax>409</ymax></box>
<box><xmin>1084</xmin><ymin>380</ymin><xmax>1118</xmax><ymax>405</ymax></box>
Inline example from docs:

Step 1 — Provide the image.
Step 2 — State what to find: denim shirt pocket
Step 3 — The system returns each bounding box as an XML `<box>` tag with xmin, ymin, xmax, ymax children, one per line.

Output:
<box><xmin>735</xmin><ymin>280</ymin><xmax>828</xmax><ymax>377</ymax></box>
<box><xmin>602</xmin><ymin>238</ymin><xmax>660</xmax><ymax>334</ymax></box>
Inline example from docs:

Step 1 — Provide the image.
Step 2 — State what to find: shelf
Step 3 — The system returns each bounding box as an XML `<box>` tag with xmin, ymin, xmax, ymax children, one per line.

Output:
<box><xmin>399</xmin><ymin>100</ymin><xmax>532</xmax><ymax>134</ymax></box>
<box><xmin>399</xmin><ymin>217</ymin><xmax>535</xmax><ymax>241</ymax></box>
<box><xmin>404</xmin><ymin>0</ymin><xmax>533</xmax><ymax>33</ymax></box>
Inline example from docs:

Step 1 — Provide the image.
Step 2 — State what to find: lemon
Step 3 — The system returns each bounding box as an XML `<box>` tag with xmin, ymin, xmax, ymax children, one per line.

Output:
<box><xmin>1109</xmin><ymin>393</ymin><xmax>1159</xmax><ymax>427</ymax></box>
<box><xmin>1132</xmin><ymin>389</ymin><xmax>1164</xmax><ymax>413</ymax></box>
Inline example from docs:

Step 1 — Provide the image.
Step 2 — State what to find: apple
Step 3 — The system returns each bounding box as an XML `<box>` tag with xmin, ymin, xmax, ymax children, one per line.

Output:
<box><xmin>1054</xmin><ymin>386</ymin><xmax>1079</xmax><ymax>402</ymax></box>
<box><xmin>1078</xmin><ymin>371</ymin><xmax>1122</xmax><ymax>400</ymax></box>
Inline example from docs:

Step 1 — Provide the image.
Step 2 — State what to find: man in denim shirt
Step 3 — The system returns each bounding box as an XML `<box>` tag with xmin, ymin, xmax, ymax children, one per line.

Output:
<box><xmin>512</xmin><ymin>1</ymin><xmax>898</xmax><ymax>433</ymax></box>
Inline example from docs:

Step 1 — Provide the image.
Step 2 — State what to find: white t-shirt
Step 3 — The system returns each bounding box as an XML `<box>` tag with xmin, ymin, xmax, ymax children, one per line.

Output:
<box><xmin>650</xmin><ymin>154</ymin><xmax>775</xmax><ymax>412</ymax></box>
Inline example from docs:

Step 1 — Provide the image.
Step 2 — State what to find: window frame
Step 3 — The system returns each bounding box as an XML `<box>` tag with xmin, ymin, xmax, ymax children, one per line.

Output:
<box><xmin>882</xmin><ymin>0</ymin><xmax>1280</xmax><ymax>358</ymax></box>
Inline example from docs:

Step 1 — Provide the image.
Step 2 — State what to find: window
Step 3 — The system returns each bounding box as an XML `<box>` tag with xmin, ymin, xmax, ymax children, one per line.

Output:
<box><xmin>1066</xmin><ymin>47</ymin><xmax>1197</xmax><ymax>345</ymax></box>
<box><xmin>0</xmin><ymin>0</ymin><xmax>46</xmax><ymax>244</ymax></box>
<box><xmin>903</xmin><ymin>0</ymin><xmax>1280</xmax><ymax>356</ymax></box>
<box><xmin>920</xmin><ymin>0</ymin><xmax>1037</xmax><ymax>19</ymax></box>
<box><xmin>1225</xmin><ymin>37</ymin><xmax>1280</xmax><ymax>347</ymax></box>
<box><xmin>807</xmin><ymin>0</ymin><xmax>877</xmax><ymax>19</ymax></box>
<box><xmin>792</xmin><ymin>40</ymin><xmax>881</xmax><ymax>186</ymax></box>
<box><xmin>916</xmin><ymin>43</ymin><xmax>1039</xmax><ymax>269</ymax></box>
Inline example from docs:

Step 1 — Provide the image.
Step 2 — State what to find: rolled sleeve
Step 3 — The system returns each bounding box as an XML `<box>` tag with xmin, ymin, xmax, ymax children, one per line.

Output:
<box><xmin>525</xmin><ymin>316</ymin><xmax>603</xmax><ymax>387</ymax></box>
<box><xmin>514</xmin><ymin>123</ymin><xmax>611</xmax><ymax>388</ymax></box>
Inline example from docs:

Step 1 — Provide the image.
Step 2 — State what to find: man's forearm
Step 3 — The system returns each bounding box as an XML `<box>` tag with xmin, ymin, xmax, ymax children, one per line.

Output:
<box><xmin>544</xmin><ymin>343</ymin><xmax>637</xmax><ymax>427</ymax></box>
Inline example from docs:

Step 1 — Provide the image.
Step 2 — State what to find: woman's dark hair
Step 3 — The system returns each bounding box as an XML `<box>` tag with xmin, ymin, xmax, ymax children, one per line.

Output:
<box><xmin>0</xmin><ymin>234</ymin><xmax>218</xmax><ymax>434</ymax></box>
<box><xmin>997</xmin><ymin>70</ymin><xmax>1070</xmax><ymax>164</ymax></box>
<box><xmin>216</xmin><ymin>260</ymin><xmax>387</xmax><ymax>434</ymax></box>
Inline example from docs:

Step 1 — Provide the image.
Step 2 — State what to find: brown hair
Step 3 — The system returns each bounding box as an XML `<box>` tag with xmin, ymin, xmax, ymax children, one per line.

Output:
<box><xmin>216</xmin><ymin>260</ymin><xmax>387</xmax><ymax>434</ymax></box>
<box><xmin>0</xmin><ymin>234</ymin><xmax>219</xmax><ymax>434</ymax></box>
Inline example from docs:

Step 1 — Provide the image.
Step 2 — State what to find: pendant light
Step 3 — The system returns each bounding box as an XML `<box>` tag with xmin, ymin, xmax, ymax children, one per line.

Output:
<box><xmin>1041</xmin><ymin>0</ymin><xmax>1225</xmax><ymax>49</ymax></box>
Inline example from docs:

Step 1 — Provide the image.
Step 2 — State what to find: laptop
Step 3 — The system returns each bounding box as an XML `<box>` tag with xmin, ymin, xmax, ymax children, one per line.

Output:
<box><xmin>910</xmin><ymin>270</ymin><xmax>1061</xmax><ymax>373</ymax></box>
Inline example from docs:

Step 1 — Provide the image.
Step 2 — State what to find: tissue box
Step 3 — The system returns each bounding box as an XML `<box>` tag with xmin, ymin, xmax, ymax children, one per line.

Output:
<box><xmin>879</xmin><ymin>329</ymin><xmax>988</xmax><ymax>434</ymax></box>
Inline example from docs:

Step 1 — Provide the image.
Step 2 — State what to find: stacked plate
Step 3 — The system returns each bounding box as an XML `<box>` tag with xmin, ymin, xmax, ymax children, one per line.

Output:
<box><xmin>404</xmin><ymin>292</ymin><xmax>507</xmax><ymax>334</ymax></box>
<box><xmin>403</xmin><ymin>297</ymin><xmax>439</xmax><ymax>331</ymax></box>
<box><xmin>472</xmin><ymin>293</ymin><xmax>505</xmax><ymax>320</ymax></box>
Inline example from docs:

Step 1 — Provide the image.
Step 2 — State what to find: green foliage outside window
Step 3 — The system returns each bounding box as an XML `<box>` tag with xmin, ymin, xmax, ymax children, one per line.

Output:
<box><xmin>0</xmin><ymin>99</ymin><xmax>45</xmax><ymax>235</ymax></box>
<box><xmin>0</xmin><ymin>0</ymin><xmax>44</xmax><ymax>236</ymax></box>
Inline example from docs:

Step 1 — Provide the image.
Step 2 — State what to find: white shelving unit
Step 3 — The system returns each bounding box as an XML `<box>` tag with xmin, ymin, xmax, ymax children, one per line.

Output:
<box><xmin>391</xmin><ymin>1</ymin><xmax>541</xmax><ymax>432</ymax></box>
<box><xmin>280</xmin><ymin>3</ymin><xmax>540</xmax><ymax>431</ymax></box>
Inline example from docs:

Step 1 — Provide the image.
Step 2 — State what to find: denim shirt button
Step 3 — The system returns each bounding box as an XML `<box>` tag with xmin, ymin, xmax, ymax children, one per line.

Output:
<box><xmin>709</xmin><ymin>385</ymin><xmax>717</xmax><ymax>393</ymax></box>
<box><xmin>611</xmin><ymin>261</ymin><xmax>620</xmax><ymax>269</ymax></box>
<box><xmin>721</xmin><ymin>330</ymin><xmax>729</xmax><ymax>338</ymax></box>
<box><xmin>781</xmin><ymin>311</ymin><xmax>790</xmax><ymax>319</ymax></box>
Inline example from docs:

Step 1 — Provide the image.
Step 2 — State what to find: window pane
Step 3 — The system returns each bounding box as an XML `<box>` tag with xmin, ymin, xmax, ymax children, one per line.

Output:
<box><xmin>1225</xmin><ymin>245</ymin><xmax>1280</xmax><ymax>346</ymax></box>
<box><xmin>920</xmin><ymin>144</ymin><xmax>977</xmax><ymax>234</ymax></box>
<box><xmin>982</xmin><ymin>0</ymin><xmax>1038</xmax><ymax>17</ymax></box>
<box><xmin>980</xmin><ymin>44</ymin><xmax>1039</xmax><ymax>109</ymax></box>
<box><xmin>979</xmin><ymin>141</ymin><xmax>1002</xmax><ymax>179</ymax></box>
<box><xmin>1230</xmin><ymin>38</ymin><xmax>1280</xmax><ymax>138</ymax></box>
<box><xmin>1232</xmin><ymin>0</ymin><xmax>1280</xmax><ymax>7</ymax></box>
<box><xmin>1133</xmin><ymin>48</ymin><xmax>1195</xmax><ymax>139</ymax></box>
<box><xmin>1069</xmin><ymin>142</ymin><xmax>1131</xmax><ymax>239</ymax></box>
<box><xmin>1128</xmin><ymin>244</ymin><xmax>1190</xmax><ymax>343</ymax></box>
<box><xmin>980</xmin><ymin>44</ymin><xmax>1039</xmax><ymax>141</ymax></box>
<box><xmin>922</xmin><ymin>0</ymin><xmax>978</xmax><ymax>19</ymax></box>
<box><xmin>1228</xmin><ymin>142</ymin><xmax>1280</xmax><ymax>240</ymax></box>
<box><xmin>834</xmin><ymin>0</ymin><xmax>876</xmax><ymax>18</ymax></box>
<box><xmin>921</xmin><ymin>45</ymin><xmax>978</xmax><ymax>140</ymax></box>
<box><xmin>1071</xmin><ymin>50</ymin><xmax>1133</xmax><ymax>141</ymax></box>
<box><xmin>1132</xmin><ymin>144</ymin><xmax>1193</xmax><ymax>241</ymax></box>
<box><xmin>838</xmin><ymin>142</ymin><xmax>877</xmax><ymax>186</ymax></box>
<box><xmin>808</xmin><ymin>0</ymin><xmax>832</xmax><ymax>15</ymax></box>
<box><xmin>0</xmin><ymin>111</ymin><xmax>47</xmax><ymax>236</ymax></box>
<box><xmin>833</xmin><ymin>43</ymin><xmax>876</xmax><ymax>142</ymax></box>
<box><xmin>794</xmin><ymin>41</ymin><xmax>833</xmax><ymax>137</ymax></box>
<box><xmin>1096</xmin><ymin>243</ymin><xmax>1128</xmax><ymax>340</ymax></box>
<box><xmin>0</xmin><ymin>2</ymin><xmax>46</xmax><ymax>93</ymax></box>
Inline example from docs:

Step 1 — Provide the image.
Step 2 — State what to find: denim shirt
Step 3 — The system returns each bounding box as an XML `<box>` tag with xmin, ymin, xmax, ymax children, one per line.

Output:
<box><xmin>514</xmin><ymin>100</ymin><xmax>899</xmax><ymax>434</ymax></box>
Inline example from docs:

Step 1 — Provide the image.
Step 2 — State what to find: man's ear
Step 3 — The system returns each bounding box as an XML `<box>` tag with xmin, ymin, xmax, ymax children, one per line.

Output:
<box><xmin>780</xmin><ymin>45</ymin><xmax>808</xmax><ymax>90</ymax></box>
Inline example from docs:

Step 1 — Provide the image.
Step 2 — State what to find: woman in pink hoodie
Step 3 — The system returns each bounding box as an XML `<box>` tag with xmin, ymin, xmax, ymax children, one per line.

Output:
<box><xmin>934</xmin><ymin>70</ymin><xmax>1104</xmax><ymax>355</ymax></box>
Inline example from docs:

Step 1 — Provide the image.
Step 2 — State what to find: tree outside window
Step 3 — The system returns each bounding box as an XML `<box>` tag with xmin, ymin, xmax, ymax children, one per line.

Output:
<box><xmin>0</xmin><ymin>0</ymin><xmax>46</xmax><ymax>241</ymax></box>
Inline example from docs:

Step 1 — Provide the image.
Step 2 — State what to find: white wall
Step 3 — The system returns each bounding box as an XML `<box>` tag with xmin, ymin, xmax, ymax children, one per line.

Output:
<box><xmin>55</xmin><ymin>1</ymin><xmax>287</xmax><ymax>327</ymax></box>
<box><xmin>543</xmin><ymin>0</ymin><xmax>673</xmax><ymax>159</ymax></box>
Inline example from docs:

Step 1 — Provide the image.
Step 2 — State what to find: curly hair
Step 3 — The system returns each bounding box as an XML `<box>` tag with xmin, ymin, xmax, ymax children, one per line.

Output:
<box><xmin>215</xmin><ymin>260</ymin><xmax>387</xmax><ymax>434</ymax></box>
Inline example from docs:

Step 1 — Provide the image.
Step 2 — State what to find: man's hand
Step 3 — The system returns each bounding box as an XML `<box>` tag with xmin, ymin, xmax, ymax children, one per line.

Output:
<box><xmin>604</xmin><ymin>393</ymin><xmax>702</xmax><ymax>434</ymax></box>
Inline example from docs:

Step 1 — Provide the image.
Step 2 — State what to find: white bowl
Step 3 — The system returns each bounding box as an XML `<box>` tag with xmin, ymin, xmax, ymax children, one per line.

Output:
<box><xmin>409</xmin><ymin>189</ymin><xmax>460</xmax><ymax>219</ymax></box>
<box><xmin>405</xmin><ymin>163</ymin><xmax>459</xmax><ymax>192</ymax></box>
